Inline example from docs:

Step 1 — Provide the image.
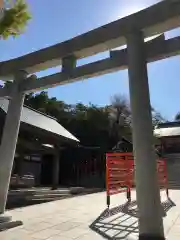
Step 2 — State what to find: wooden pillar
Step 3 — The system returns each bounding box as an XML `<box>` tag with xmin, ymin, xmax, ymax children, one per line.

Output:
<box><xmin>15</xmin><ymin>152</ymin><xmax>24</xmax><ymax>176</ymax></box>
<box><xmin>52</xmin><ymin>148</ymin><xmax>60</xmax><ymax>189</ymax></box>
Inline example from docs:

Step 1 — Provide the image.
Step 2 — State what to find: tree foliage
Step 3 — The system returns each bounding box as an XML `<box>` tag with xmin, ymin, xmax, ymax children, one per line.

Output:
<box><xmin>108</xmin><ymin>94</ymin><xmax>132</xmax><ymax>141</ymax></box>
<box><xmin>151</xmin><ymin>107</ymin><xmax>166</xmax><ymax>127</ymax></box>
<box><xmin>24</xmin><ymin>91</ymin><xmax>165</xmax><ymax>149</ymax></box>
<box><xmin>0</xmin><ymin>0</ymin><xmax>31</xmax><ymax>39</ymax></box>
<box><xmin>175</xmin><ymin>112</ymin><xmax>180</xmax><ymax>121</ymax></box>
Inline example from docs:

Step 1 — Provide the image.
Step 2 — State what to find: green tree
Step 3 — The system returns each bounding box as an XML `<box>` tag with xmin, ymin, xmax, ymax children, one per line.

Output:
<box><xmin>0</xmin><ymin>0</ymin><xmax>31</xmax><ymax>39</ymax></box>
<box><xmin>151</xmin><ymin>107</ymin><xmax>166</xmax><ymax>127</ymax></box>
<box><xmin>175</xmin><ymin>112</ymin><xmax>180</xmax><ymax>121</ymax></box>
<box><xmin>109</xmin><ymin>94</ymin><xmax>132</xmax><ymax>143</ymax></box>
<box><xmin>24</xmin><ymin>91</ymin><xmax>166</xmax><ymax>150</ymax></box>
<box><xmin>25</xmin><ymin>91</ymin><xmax>49</xmax><ymax>113</ymax></box>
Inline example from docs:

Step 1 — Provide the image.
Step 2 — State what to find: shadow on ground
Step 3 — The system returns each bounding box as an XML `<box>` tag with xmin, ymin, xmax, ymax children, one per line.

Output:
<box><xmin>90</xmin><ymin>198</ymin><xmax>176</xmax><ymax>239</ymax></box>
<box><xmin>6</xmin><ymin>198</ymin><xmax>60</xmax><ymax>210</ymax></box>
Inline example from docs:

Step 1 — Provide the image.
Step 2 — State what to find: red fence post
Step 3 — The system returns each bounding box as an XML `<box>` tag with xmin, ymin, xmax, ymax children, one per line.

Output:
<box><xmin>106</xmin><ymin>154</ymin><xmax>110</xmax><ymax>207</ymax></box>
<box><xmin>163</xmin><ymin>159</ymin><xmax>169</xmax><ymax>198</ymax></box>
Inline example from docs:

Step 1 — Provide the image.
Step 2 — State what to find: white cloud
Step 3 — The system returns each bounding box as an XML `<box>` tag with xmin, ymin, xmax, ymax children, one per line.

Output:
<box><xmin>108</xmin><ymin>0</ymin><xmax>163</xmax><ymax>50</ymax></box>
<box><xmin>110</xmin><ymin>0</ymin><xmax>162</xmax><ymax>20</ymax></box>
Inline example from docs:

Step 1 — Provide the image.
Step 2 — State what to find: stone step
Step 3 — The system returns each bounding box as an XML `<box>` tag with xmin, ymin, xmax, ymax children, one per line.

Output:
<box><xmin>8</xmin><ymin>187</ymin><xmax>102</xmax><ymax>203</ymax></box>
<box><xmin>8</xmin><ymin>190</ymin><xmax>71</xmax><ymax>199</ymax></box>
<box><xmin>26</xmin><ymin>196</ymin><xmax>71</xmax><ymax>201</ymax></box>
<box><xmin>28</xmin><ymin>193</ymin><xmax>71</xmax><ymax>198</ymax></box>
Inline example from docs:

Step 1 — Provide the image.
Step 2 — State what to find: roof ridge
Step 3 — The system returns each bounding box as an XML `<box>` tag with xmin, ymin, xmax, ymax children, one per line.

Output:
<box><xmin>0</xmin><ymin>97</ymin><xmax>79</xmax><ymax>142</ymax></box>
<box><xmin>23</xmin><ymin>104</ymin><xmax>57</xmax><ymax>121</ymax></box>
<box><xmin>157</xmin><ymin>121</ymin><xmax>180</xmax><ymax>128</ymax></box>
<box><xmin>3</xmin><ymin>97</ymin><xmax>57</xmax><ymax>120</ymax></box>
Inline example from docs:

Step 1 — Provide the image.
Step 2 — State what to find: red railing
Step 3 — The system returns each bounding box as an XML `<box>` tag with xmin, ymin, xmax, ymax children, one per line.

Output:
<box><xmin>106</xmin><ymin>152</ymin><xmax>168</xmax><ymax>207</ymax></box>
<box><xmin>157</xmin><ymin>159</ymin><xmax>169</xmax><ymax>197</ymax></box>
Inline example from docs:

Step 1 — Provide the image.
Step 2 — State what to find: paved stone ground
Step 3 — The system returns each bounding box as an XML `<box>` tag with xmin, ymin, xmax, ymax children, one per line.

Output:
<box><xmin>1</xmin><ymin>190</ymin><xmax>180</xmax><ymax>239</ymax></box>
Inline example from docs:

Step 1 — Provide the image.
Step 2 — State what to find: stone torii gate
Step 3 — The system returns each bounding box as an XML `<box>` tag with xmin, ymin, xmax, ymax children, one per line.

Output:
<box><xmin>0</xmin><ymin>1</ymin><xmax>180</xmax><ymax>239</ymax></box>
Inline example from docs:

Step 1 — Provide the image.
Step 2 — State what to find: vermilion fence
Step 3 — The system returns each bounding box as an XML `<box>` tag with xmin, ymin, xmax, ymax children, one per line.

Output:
<box><xmin>106</xmin><ymin>152</ymin><xmax>169</xmax><ymax>207</ymax></box>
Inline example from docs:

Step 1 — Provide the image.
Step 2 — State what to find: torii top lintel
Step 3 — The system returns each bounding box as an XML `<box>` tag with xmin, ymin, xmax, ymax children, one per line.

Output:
<box><xmin>0</xmin><ymin>0</ymin><xmax>180</xmax><ymax>79</ymax></box>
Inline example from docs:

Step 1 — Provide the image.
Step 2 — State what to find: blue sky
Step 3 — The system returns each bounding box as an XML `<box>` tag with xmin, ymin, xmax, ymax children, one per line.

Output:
<box><xmin>1</xmin><ymin>0</ymin><xmax>180</xmax><ymax>120</ymax></box>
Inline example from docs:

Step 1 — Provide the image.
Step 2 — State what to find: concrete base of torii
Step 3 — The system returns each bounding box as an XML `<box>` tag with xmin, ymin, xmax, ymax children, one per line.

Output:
<box><xmin>139</xmin><ymin>236</ymin><xmax>165</xmax><ymax>240</ymax></box>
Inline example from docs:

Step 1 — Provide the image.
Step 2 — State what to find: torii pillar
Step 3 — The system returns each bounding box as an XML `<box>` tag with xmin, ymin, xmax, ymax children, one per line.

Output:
<box><xmin>126</xmin><ymin>29</ymin><xmax>164</xmax><ymax>239</ymax></box>
<box><xmin>0</xmin><ymin>70</ymin><xmax>27</xmax><ymax>223</ymax></box>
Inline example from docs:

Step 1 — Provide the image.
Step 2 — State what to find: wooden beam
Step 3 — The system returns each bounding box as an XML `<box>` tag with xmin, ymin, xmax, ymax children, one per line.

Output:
<box><xmin>0</xmin><ymin>1</ymin><xmax>180</xmax><ymax>79</ymax></box>
<box><xmin>20</xmin><ymin>36</ymin><xmax>180</xmax><ymax>93</ymax></box>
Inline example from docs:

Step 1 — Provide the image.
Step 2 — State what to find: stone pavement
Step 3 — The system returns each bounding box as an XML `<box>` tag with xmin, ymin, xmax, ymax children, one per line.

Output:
<box><xmin>1</xmin><ymin>190</ymin><xmax>180</xmax><ymax>239</ymax></box>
